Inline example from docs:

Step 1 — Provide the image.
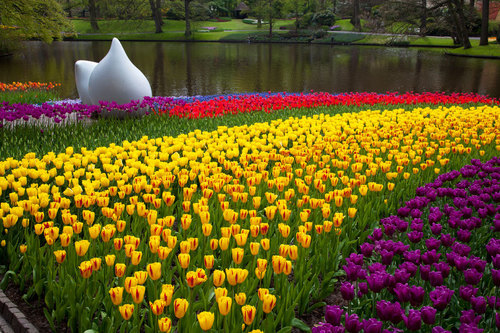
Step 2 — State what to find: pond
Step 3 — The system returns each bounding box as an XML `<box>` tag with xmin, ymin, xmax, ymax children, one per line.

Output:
<box><xmin>1</xmin><ymin>41</ymin><xmax>499</xmax><ymax>98</ymax></box>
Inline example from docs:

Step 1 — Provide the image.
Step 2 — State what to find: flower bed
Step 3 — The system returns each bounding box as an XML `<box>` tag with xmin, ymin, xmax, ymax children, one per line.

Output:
<box><xmin>0</xmin><ymin>102</ymin><xmax>498</xmax><ymax>332</ymax></box>
<box><xmin>313</xmin><ymin>157</ymin><xmax>500</xmax><ymax>332</ymax></box>
<box><xmin>1</xmin><ymin>91</ymin><xmax>498</xmax><ymax>127</ymax></box>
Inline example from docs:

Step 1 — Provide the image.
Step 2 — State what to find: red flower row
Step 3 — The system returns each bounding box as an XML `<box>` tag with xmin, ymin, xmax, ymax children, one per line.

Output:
<box><xmin>159</xmin><ymin>92</ymin><xmax>499</xmax><ymax>119</ymax></box>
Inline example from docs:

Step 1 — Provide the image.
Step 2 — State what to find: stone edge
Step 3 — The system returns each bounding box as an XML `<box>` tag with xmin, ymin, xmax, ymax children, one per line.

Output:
<box><xmin>0</xmin><ymin>289</ymin><xmax>39</xmax><ymax>333</ymax></box>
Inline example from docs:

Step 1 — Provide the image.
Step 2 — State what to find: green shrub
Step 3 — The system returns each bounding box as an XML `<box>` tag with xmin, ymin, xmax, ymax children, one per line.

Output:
<box><xmin>312</xmin><ymin>10</ymin><xmax>336</xmax><ymax>27</ymax></box>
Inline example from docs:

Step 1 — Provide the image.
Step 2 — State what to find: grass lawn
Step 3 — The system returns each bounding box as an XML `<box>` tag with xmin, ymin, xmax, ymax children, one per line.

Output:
<box><xmin>446</xmin><ymin>41</ymin><xmax>500</xmax><ymax>57</ymax></box>
<box><xmin>71</xmin><ymin>18</ymin><xmax>294</xmax><ymax>34</ymax></box>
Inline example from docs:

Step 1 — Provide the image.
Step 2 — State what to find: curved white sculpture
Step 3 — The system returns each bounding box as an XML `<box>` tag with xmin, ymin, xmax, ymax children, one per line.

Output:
<box><xmin>80</xmin><ymin>38</ymin><xmax>152</xmax><ymax>106</ymax></box>
<box><xmin>75</xmin><ymin>60</ymin><xmax>98</xmax><ymax>105</ymax></box>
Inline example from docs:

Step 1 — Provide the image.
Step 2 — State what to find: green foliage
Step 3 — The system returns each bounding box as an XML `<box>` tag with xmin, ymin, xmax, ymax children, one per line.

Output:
<box><xmin>0</xmin><ymin>90</ymin><xmax>61</xmax><ymax>105</ymax></box>
<box><xmin>0</xmin><ymin>0</ymin><xmax>73</xmax><ymax>44</ymax></box>
<box><xmin>97</xmin><ymin>0</ymin><xmax>151</xmax><ymax>19</ymax></box>
<box><xmin>311</xmin><ymin>10</ymin><xmax>335</xmax><ymax>27</ymax></box>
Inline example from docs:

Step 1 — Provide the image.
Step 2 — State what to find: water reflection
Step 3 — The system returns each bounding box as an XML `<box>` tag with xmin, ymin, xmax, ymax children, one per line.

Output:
<box><xmin>0</xmin><ymin>41</ymin><xmax>498</xmax><ymax>98</ymax></box>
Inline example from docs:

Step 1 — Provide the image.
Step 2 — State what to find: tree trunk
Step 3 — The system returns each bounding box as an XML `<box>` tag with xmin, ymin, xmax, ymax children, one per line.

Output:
<box><xmin>479</xmin><ymin>0</ymin><xmax>489</xmax><ymax>45</ymax></box>
<box><xmin>420</xmin><ymin>0</ymin><xmax>427</xmax><ymax>36</ymax></box>
<box><xmin>66</xmin><ymin>0</ymin><xmax>72</xmax><ymax>17</ymax></box>
<box><xmin>89</xmin><ymin>0</ymin><xmax>99</xmax><ymax>32</ymax></box>
<box><xmin>447</xmin><ymin>0</ymin><xmax>471</xmax><ymax>49</ymax></box>
<box><xmin>268</xmin><ymin>0</ymin><xmax>273</xmax><ymax>38</ymax></box>
<box><xmin>149</xmin><ymin>0</ymin><xmax>163</xmax><ymax>33</ymax></box>
<box><xmin>185</xmin><ymin>0</ymin><xmax>191</xmax><ymax>38</ymax></box>
<box><xmin>350</xmin><ymin>0</ymin><xmax>361</xmax><ymax>31</ymax></box>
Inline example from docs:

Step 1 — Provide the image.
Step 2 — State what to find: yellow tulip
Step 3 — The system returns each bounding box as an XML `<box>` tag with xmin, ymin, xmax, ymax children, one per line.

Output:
<box><xmin>134</xmin><ymin>271</ymin><xmax>148</xmax><ymax>284</ymax></box>
<box><xmin>235</xmin><ymin>292</ymin><xmax>246</xmax><ymax>305</ymax></box>
<box><xmin>115</xmin><ymin>263</ymin><xmax>126</xmax><ymax>277</ymax></box>
<box><xmin>204</xmin><ymin>255</ymin><xmax>214</xmax><ymax>270</ymax></box>
<box><xmin>109</xmin><ymin>287</ymin><xmax>124</xmax><ymax>305</ymax></box>
<box><xmin>130</xmin><ymin>285</ymin><xmax>146</xmax><ymax>304</ymax></box>
<box><xmin>75</xmin><ymin>240</ymin><xmax>90</xmax><ymax>256</ymax></box>
<box><xmin>213</xmin><ymin>270</ymin><xmax>225</xmax><ymax>287</ymax></box>
<box><xmin>119</xmin><ymin>304</ymin><xmax>134</xmax><ymax>320</ymax></box>
<box><xmin>131</xmin><ymin>251</ymin><xmax>142</xmax><ymax>265</ymax></box>
<box><xmin>149</xmin><ymin>299</ymin><xmax>166</xmax><ymax>316</ymax></box>
<box><xmin>158</xmin><ymin>317</ymin><xmax>172</xmax><ymax>332</ymax></box>
<box><xmin>241</xmin><ymin>305</ymin><xmax>256</xmax><ymax>325</ymax></box>
<box><xmin>217</xmin><ymin>296</ymin><xmax>232</xmax><ymax>315</ymax></box>
<box><xmin>262</xmin><ymin>294</ymin><xmax>277</xmax><ymax>313</ymax></box>
<box><xmin>173</xmin><ymin>298</ymin><xmax>189</xmax><ymax>318</ymax></box>
<box><xmin>147</xmin><ymin>262</ymin><xmax>162</xmax><ymax>280</ymax></box>
<box><xmin>105</xmin><ymin>254</ymin><xmax>115</xmax><ymax>266</ymax></box>
<box><xmin>232</xmin><ymin>247</ymin><xmax>244</xmax><ymax>264</ymax></box>
<box><xmin>178</xmin><ymin>253</ymin><xmax>190</xmax><ymax>269</ymax></box>
<box><xmin>197</xmin><ymin>311</ymin><xmax>214</xmax><ymax>331</ymax></box>
<box><xmin>54</xmin><ymin>250</ymin><xmax>66</xmax><ymax>264</ymax></box>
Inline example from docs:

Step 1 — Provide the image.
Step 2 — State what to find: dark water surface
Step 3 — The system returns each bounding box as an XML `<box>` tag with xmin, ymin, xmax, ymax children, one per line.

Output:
<box><xmin>1</xmin><ymin>41</ymin><xmax>499</xmax><ymax>98</ymax></box>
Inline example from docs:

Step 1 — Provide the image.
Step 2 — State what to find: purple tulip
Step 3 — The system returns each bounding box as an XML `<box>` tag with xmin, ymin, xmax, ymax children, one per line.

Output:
<box><xmin>459</xmin><ymin>285</ymin><xmax>478</xmax><ymax>302</ymax></box>
<box><xmin>312</xmin><ymin>323</ymin><xmax>335</xmax><ymax>333</ymax></box>
<box><xmin>325</xmin><ymin>305</ymin><xmax>344</xmax><ymax>326</ymax></box>
<box><xmin>368</xmin><ymin>263</ymin><xmax>387</xmax><ymax>274</ymax></box>
<box><xmin>460</xmin><ymin>309</ymin><xmax>481</xmax><ymax>325</ymax></box>
<box><xmin>394</xmin><ymin>268</ymin><xmax>411</xmax><ymax>284</ymax></box>
<box><xmin>420</xmin><ymin>306</ymin><xmax>436</xmax><ymax>325</ymax></box>
<box><xmin>464</xmin><ymin>268</ymin><xmax>482</xmax><ymax>285</ymax></box>
<box><xmin>493</xmin><ymin>254</ymin><xmax>500</xmax><ymax>269</ymax></box>
<box><xmin>343</xmin><ymin>264</ymin><xmax>360</xmax><ymax>282</ymax></box>
<box><xmin>393</xmin><ymin>283</ymin><xmax>411</xmax><ymax>303</ymax></box>
<box><xmin>346</xmin><ymin>253</ymin><xmax>364</xmax><ymax>266</ymax></box>
<box><xmin>358</xmin><ymin>282</ymin><xmax>368</xmax><ymax>296</ymax></box>
<box><xmin>344</xmin><ymin>313</ymin><xmax>362</xmax><ymax>333</ymax></box>
<box><xmin>487</xmin><ymin>296</ymin><xmax>500</xmax><ymax>309</ymax></box>
<box><xmin>380</xmin><ymin>249</ymin><xmax>394</xmax><ymax>266</ymax></box>
<box><xmin>440</xmin><ymin>233</ymin><xmax>455</xmax><ymax>247</ymax></box>
<box><xmin>459</xmin><ymin>324</ymin><xmax>484</xmax><ymax>333</ymax></box>
<box><xmin>340</xmin><ymin>282</ymin><xmax>355</xmax><ymax>302</ymax></box>
<box><xmin>454</xmin><ymin>255</ymin><xmax>469</xmax><ymax>271</ymax></box>
<box><xmin>398</xmin><ymin>264</ymin><xmax>415</xmax><ymax>279</ymax></box>
<box><xmin>425</xmin><ymin>238</ymin><xmax>441</xmax><ymax>250</ymax></box>
<box><xmin>409</xmin><ymin>285</ymin><xmax>425</xmax><ymax>307</ymax></box>
<box><xmin>433</xmin><ymin>262</ymin><xmax>451</xmax><ymax>278</ymax></box>
<box><xmin>421</xmin><ymin>249</ymin><xmax>441</xmax><ymax>265</ymax></box>
<box><xmin>369</xmin><ymin>228</ymin><xmax>383</xmax><ymax>241</ymax></box>
<box><xmin>432</xmin><ymin>327</ymin><xmax>451</xmax><ymax>333</ymax></box>
<box><xmin>362</xmin><ymin>318</ymin><xmax>383</xmax><ymax>333</ymax></box>
<box><xmin>367</xmin><ymin>273</ymin><xmax>386</xmax><ymax>293</ymax></box>
<box><xmin>419</xmin><ymin>265</ymin><xmax>431</xmax><ymax>281</ymax></box>
<box><xmin>469</xmin><ymin>257</ymin><xmax>486</xmax><ymax>273</ymax></box>
<box><xmin>403</xmin><ymin>309</ymin><xmax>421</xmax><ymax>331</ymax></box>
<box><xmin>496</xmin><ymin>313</ymin><xmax>500</xmax><ymax>330</ymax></box>
<box><xmin>360</xmin><ymin>243</ymin><xmax>374</xmax><ymax>257</ymax></box>
<box><xmin>457</xmin><ymin>229</ymin><xmax>471</xmax><ymax>243</ymax></box>
<box><xmin>403</xmin><ymin>250</ymin><xmax>421</xmax><ymax>264</ymax></box>
<box><xmin>470</xmin><ymin>296</ymin><xmax>486</xmax><ymax>314</ymax></box>
<box><xmin>376</xmin><ymin>300</ymin><xmax>403</xmax><ymax>324</ymax></box>
<box><xmin>429</xmin><ymin>271</ymin><xmax>444</xmax><ymax>286</ymax></box>
<box><xmin>429</xmin><ymin>286</ymin><xmax>454</xmax><ymax>311</ymax></box>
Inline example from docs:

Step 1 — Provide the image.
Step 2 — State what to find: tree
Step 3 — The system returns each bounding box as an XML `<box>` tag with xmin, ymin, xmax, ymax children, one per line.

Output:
<box><xmin>0</xmin><ymin>0</ymin><xmax>72</xmax><ymax>54</ymax></box>
<box><xmin>185</xmin><ymin>0</ymin><xmax>192</xmax><ymax>37</ymax></box>
<box><xmin>446</xmin><ymin>0</ymin><xmax>472</xmax><ymax>48</ymax></box>
<box><xmin>351</xmin><ymin>0</ymin><xmax>361</xmax><ymax>31</ymax></box>
<box><xmin>284</xmin><ymin>0</ymin><xmax>307</xmax><ymax>32</ymax></box>
<box><xmin>479</xmin><ymin>0</ymin><xmax>489</xmax><ymax>45</ymax></box>
<box><xmin>88</xmin><ymin>0</ymin><xmax>99</xmax><ymax>31</ymax></box>
<box><xmin>149</xmin><ymin>0</ymin><xmax>163</xmax><ymax>33</ymax></box>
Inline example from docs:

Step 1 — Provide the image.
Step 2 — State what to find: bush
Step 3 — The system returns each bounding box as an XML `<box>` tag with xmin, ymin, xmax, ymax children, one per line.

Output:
<box><xmin>312</xmin><ymin>10</ymin><xmax>336</xmax><ymax>27</ymax></box>
<box><xmin>298</xmin><ymin>12</ymin><xmax>314</xmax><ymax>29</ymax></box>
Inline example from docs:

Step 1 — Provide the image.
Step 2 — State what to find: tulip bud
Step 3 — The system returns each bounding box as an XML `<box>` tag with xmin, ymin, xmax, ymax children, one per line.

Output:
<box><xmin>235</xmin><ymin>292</ymin><xmax>246</xmax><ymax>305</ymax></box>
<box><xmin>197</xmin><ymin>311</ymin><xmax>214</xmax><ymax>331</ymax></box>
<box><xmin>119</xmin><ymin>304</ymin><xmax>134</xmax><ymax>320</ymax></box>
<box><xmin>149</xmin><ymin>299</ymin><xmax>166</xmax><ymax>316</ymax></box>
<box><xmin>147</xmin><ymin>262</ymin><xmax>162</xmax><ymax>280</ymax></box>
<box><xmin>260</xmin><ymin>238</ymin><xmax>270</xmax><ymax>251</ymax></box>
<box><xmin>262</xmin><ymin>294</ymin><xmax>277</xmax><ymax>313</ymax></box>
<box><xmin>217</xmin><ymin>296</ymin><xmax>232</xmax><ymax>316</ymax></box>
<box><xmin>213</xmin><ymin>270</ymin><xmax>225</xmax><ymax>287</ymax></box>
<box><xmin>178</xmin><ymin>253</ymin><xmax>190</xmax><ymax>269</ymax></box>
<box><xmin>75</xmin><ymin>240</ymin><xmax>90</xmax><ymax>256</ymax></box>
<box><xmin>158</xmin><ymin>317</ymin><xmax>172</xmax><ymax>332</ymax></box>
<box><xmin>130</xmin><ymin>285</ymin><xmax>146</xmax><ymax>304</ymax></box>
<box><xmin>131</xmin><ymin>251</ymin><xmax>142</xmax><ymax>265</ymax></box>
<box><xmin>109</xmin><ymin>287</ymin><xmax>124</xmax><ymax>305</ymax></box>
<box><xmin>232</xmin><ymin>247</ymin><xmax>244</xmax><ymax>264</ymax></box>
<box><xmin>105</xmin><ymin>254</ymin><xmax>115</xmax><ymax>266</ymax></box>
<box><xmin>134</xmin><ymin>271</ymin><xmax>148</xmax><ymax>284</ymax></box>
<box><xmin>115</xmin><ymin>263</ymin><xmax>126</xmax><ymax>277</ymax></box>
<box><xmin>173</xmin><ymin>298</ymin><xmax>189</xmax><ymax>318</ymax></box>
<box><xmin>160</xmin><ymin>285</ymin><xmax>174</xmax><ymax>306</ymax></box>
<box><xmin>241</xmin><ymin>305</ymin><xmax>256</xmax><ymax>325</ymax></box>
<box><xmin>204</xmin><ymin>255</ymin><xmax>214</xmax><ymax>269</ymax></box>
<box><xmin>54</xmin><ymin>250</ymin><xmax>66</xmax><ymax>264</ymax></box>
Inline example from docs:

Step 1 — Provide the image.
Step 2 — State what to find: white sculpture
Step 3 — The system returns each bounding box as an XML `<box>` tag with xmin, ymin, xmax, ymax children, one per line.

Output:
<box><xmin>75</xmin><ymin>60</ymin><xmax>97</xmax><ymax>105</ymax></box>
<box><xmin>75</xmin><ymin>38</ymin><xmax>152</xmax><ymax>107</ymax></box>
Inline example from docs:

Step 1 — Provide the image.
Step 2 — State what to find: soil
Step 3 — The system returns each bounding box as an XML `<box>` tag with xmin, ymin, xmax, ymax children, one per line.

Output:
<box><xmin>2</xmin><ymin>280</ymin><xmax>68</xmax><ymax>333</ymax></box>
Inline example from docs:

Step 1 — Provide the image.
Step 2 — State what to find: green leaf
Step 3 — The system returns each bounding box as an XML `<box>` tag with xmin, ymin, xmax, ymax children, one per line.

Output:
<box><xmin>291</xmin><ymin>318</ymin><xmax>311</xmax><ymax>332</ymax></box>
<box><xmin>0</xmin><ymin>270</ymin><xmax>15</xmax><ymax>290</ymax></box>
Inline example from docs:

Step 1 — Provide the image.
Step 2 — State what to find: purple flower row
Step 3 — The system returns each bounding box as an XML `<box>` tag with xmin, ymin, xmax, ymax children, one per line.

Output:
<box><xmin>313</xmin><ymin>157</ymin><xmax>500</xmax><ymax>333</ymax></box>
<box><xmin>0</xmin><ymin>96</ymin><xmax>187</xmax><ymax>127</ymax></box>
